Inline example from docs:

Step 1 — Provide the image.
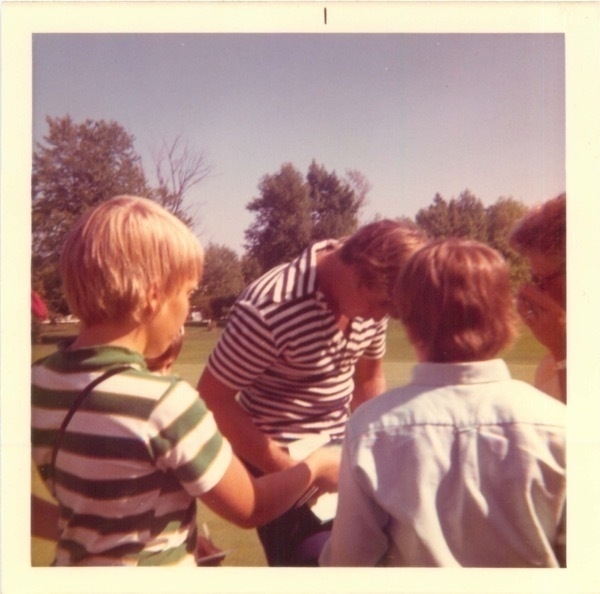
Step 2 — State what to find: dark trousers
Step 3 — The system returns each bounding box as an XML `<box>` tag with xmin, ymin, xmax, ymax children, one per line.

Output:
<box><xmin>256</xmin><ymin>503</ymin><xmax>332</xmax><ymax>566</ymax></box>
<box><xmin>245</xmin><ymin>461</ymin><xmax>332</xmax><ymax>566</ymax></box>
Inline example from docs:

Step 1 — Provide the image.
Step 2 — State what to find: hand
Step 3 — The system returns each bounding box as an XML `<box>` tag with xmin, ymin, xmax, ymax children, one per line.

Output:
<box><xmin>516</xmin><ymin>284</ymin><xmax>566</xmax><ymax>360</ymax></box>
<box><xmin>196</xmin><ymin>535</ymin><xmax>225</xmax><ymax>566</ymax></box>
<box><xmin>306</xmin><ymin>445</ymin><xmax>342</xmax><ymax>493</ymax></box>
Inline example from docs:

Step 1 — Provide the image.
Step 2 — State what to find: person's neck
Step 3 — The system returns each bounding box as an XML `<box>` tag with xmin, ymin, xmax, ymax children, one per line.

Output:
<box><xmin>316</xmin><ymin>248</ymin><xmax>342</xmax><ymax>315</ymax></box>
<box><xmin>68</xmin><ymin>319</ymin><xmax>147</xmax><ymax>354</ymax></box>
<box><xmin>316</xmin><ymin>249</ymin><xmax>355</xmax><ymax>336</ymax></box>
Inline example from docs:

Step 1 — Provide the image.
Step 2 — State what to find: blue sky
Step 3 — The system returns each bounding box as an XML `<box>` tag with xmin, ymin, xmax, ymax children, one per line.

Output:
<box><xmin>33</xmin><ymin>33</ymin><xmax>565</xmax><ymax>253</ymax></box>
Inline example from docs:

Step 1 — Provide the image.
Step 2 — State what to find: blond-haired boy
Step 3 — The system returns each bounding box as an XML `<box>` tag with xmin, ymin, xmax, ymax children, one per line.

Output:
<box><xmin>31</xmin><ymin>196</ymin><xmax>338</xmax><ymax>566</ymax></box>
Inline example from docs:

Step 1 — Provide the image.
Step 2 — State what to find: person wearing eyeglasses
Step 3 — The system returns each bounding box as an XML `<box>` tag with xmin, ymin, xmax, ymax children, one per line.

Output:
<box><xmin>509</xmin><ymin>193</ymin><xmax>566</xmax><ymax>403</ymax></box>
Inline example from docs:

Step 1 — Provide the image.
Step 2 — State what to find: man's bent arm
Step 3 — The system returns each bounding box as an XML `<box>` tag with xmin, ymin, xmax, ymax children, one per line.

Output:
<box><xmin>198</xmin><ymin>367</ymin><xmax>295</xmax><ymax>473</ymax></box>
<box><xmin>351</xmin><ymin>357</ymin><xmax>386</xmax><ymax>412</ymax></box>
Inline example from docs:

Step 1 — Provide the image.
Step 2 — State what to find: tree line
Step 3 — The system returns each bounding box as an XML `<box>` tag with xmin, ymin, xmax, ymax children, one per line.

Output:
<box><xmin>32</xmin><ymin>116</ymin><xmax>530</xmax><ymax>321</ymax></box>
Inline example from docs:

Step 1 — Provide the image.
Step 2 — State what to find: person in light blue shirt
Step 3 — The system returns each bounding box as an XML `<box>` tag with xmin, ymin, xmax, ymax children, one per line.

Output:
<box><xmin>320</xmin><ymin>238</ymin><xmax>566</xmax><ymax>567</ymax></box>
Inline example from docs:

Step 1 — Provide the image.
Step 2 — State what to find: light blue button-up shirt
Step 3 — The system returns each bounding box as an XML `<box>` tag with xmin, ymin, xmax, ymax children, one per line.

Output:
<box><xmin>320</xmin><ymin>359</ymin><xmax>566</xmax><ymax>567</ymax></box>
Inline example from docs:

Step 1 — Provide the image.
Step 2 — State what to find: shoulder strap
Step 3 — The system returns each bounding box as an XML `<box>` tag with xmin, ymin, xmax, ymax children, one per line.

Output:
<box><xmin>50</xmin><ymin>364</ymin><xmax>132</xmax><ymax>495</ymax></box>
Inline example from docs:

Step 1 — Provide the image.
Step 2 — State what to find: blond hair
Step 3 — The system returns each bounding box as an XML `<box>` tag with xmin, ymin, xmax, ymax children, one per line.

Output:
<box><xmin>339</xmin><ymin>219</ymin><xmax>428</xmax><ymax>301</ymax></box>
<box><xmin>60</xmin><ymin>196</ymin><xmax>203</xmax><ymax>326</ymax></box>
<box><xmin>395</xmin><ymin>238</ymin><xmax>518</xmax><ymax>362</ymax></box>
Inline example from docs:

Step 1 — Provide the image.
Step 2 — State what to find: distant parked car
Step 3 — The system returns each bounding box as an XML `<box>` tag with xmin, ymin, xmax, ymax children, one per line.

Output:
<box><xmin>193</xmin><ymin>311</ymin><xmax>206</xmax><ymax>322</ymax></box>
<box><xmin>54</xmin><ymin>314</ymin><xmax>80</xmax><ymax>324</ymax></box>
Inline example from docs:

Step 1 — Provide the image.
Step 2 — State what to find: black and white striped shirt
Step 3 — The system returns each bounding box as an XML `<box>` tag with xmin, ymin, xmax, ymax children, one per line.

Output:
<box><xmin>206</xmin><ymin>241</ymin><xmax>388</xmax><ymax>443</ymax></box>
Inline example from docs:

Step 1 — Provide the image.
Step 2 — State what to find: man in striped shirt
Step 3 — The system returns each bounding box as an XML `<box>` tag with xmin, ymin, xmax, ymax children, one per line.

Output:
<box><xmin>198</xmin><ymin>219</ymin><xmax>428</xmax><ymax>565</ymax></box>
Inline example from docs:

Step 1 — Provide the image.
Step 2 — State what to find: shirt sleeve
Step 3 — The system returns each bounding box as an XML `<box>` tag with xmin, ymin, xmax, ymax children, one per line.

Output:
<box><xmin>205</xmin><ymin>300</ymin><xmax>279</xmax><ymax>391</ymax></box>
<box><xmin>319</xmin><ymin>422</ymin><xmax>390</xmax><ymax>566</ymax></box>
<box><xmin>148</xmin><ymin>380</ymin><xmax>233</xmax><ymax>496</ymax></box>
<box><xmin>361</xmin><ymin>318</ymin><xmax>388</xmax><ymax>360</ymax></box>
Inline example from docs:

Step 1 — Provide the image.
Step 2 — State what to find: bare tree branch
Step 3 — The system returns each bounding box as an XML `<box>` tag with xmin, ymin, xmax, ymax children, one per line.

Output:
<box><xmin>152</xmin><ymin>135</ymin><xmax>210</xmax><ymax>223</ymax></box>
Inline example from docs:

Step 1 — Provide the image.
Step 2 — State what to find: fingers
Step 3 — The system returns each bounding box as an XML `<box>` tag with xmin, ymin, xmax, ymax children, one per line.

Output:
<box><xmin>196</xmin><ymin>534</ymin><xmax>225</xmax><ymax>565</ymax></box>
<box><xmin>307</xmin><ymin>446</ymin><xmax>341</xmax><ymax>493</ymax></box>
<box><xmin>516</xmin><ymin>284</ymin><xmax>567</xmax><ymax>356</ymax></box>
<box><xmin>515</xmin><ymin>291</ymin><xmax>537</xmax><ymax>325</ymax></box>
<box><xmin>518</xmin><ymin>284</ymin><xmax>564</xmax><ymax>315</ymax></box>
<box><xmin>517</xmin><ymin>285</ymin><xmax>565</xmax><ymax>324</ymax></box>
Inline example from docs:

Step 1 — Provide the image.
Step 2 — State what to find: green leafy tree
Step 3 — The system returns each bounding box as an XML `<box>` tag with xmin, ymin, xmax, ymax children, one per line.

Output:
<box><xmin>244</xmin><ymin>163</ymin><xmax>313</xmax><ymax>272</ymax></box>
<box><xmin>32</xmin><ymin>116</ymin><xmax>151</xmax><ymax>314</ymax></box>
<box><xmin>414</xmin><ymin>193</ymin><xmax>452</xmax><ymax>238</ymax></box>
<box><xmin>209</xmin><ymin>295</ymin><xmax>238</xmax><ymax>321</ymax></box>
<box><xmin>199</xmin><ymin>243</ymin><xmax>245</xmax><ymax>300</ymax></box>
<box><xmin>32</xmin><ymin>117</ymin><xmax>208</xmax><ymax>316</ymax></box>
<box><xmin>448</xmin><ymin>190</ymin><xmax>488</xmax><ymax>241</ymax></box>
<box><xmin>240</xmin><ymin>253</ymin><xmax>263</xmax><ymax>286</ymax></box>
<box><xmin>416</xmin><ymin>189</ymin><xmax>487</xmax><ymax>242</ymax></box>
<box><xmin>307</xmin><ymin>161</ymin><xmax>365</xmax><ymax>240</ymax></box>
<box><xmin>244</xmin><ymin>162</ymin><xmax>369</xmax><ymax>274</ymax></box>
<box><xmin>486</xmin><ymin>197</ymin><xmax>530</xmax><ymax>286</ymax></box>
<box><xmin>416</xmin><ymin>190</ymin><xmax>529</xmax><ymax>285</ymax></box>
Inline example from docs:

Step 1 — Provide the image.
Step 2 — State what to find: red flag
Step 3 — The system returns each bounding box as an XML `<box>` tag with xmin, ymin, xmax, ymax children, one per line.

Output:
<box><xmin>31</xmin><ymin>291</ymin><xmax>48</xmax><ymax>321</ymax></box>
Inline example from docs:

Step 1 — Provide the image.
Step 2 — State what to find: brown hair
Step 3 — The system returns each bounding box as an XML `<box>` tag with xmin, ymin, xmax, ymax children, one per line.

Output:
<box><xmin>339</xmin><ymin>219</ymin><xmax>428</xmax><ymax>302</ymax></box>
<box><xmin>60</xmin><ymin>196</ymin><xmax>203</xmax><ymax>326</ymax></box>
<box><xmin>146</xmin><ymin>327</ymin><xmax>185</xmax><ymax>373</ymax></box>
<box><xmin>509</xmin><ymin>193</ymin><xmax>566</xmax><ymax>261</ymax></box>
<box><xmin>395</xmin><ymin>238</ymin><xmax>518</xmax><ymax>362</ymax></box>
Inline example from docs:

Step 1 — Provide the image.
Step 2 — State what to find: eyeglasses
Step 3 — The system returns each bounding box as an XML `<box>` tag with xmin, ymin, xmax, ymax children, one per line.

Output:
<box><xmin>531</xmin><ymin>268</ymin><xmax>565</xmax><ymax>291</ymax></box>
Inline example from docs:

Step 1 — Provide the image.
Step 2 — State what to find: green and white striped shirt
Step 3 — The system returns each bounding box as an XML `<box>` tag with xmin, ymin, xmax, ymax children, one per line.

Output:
<box><xmin>32</xmin><ymin>345</ymin><xmax>232</xmax><ymax>566</ymax></box>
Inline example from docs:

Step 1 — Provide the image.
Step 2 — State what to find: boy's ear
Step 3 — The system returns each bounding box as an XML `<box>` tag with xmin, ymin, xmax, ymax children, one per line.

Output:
<box><xmin>143</xmin><ymin>283</ymin><xmax>162</xmax><ymax>319</ymax></box>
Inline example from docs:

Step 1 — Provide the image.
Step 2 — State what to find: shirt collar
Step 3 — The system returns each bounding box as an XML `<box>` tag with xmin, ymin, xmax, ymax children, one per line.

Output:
<box><xmin>411</xmin><ymin>359</ymin><xmax>511</xmax><ymax>386</ymax></box>
<box><xmin>302</xmin><ymin>239</ymin><xmax>339</xmax><ymax>296</ymax></box>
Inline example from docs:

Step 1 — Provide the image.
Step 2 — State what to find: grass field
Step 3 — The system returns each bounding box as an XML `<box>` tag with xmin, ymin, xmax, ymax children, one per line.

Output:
<box><xmin>31</xmin><ymin>321</ymin><xmax>545</xmax><ymax>566</ymax></box>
